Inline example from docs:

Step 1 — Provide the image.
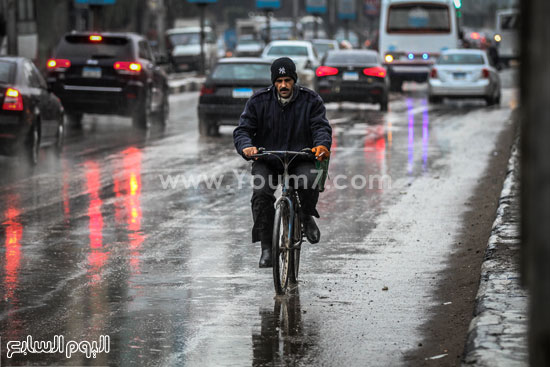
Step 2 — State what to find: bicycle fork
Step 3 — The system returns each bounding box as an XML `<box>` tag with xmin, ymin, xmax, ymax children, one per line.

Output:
<box><xmin>275</xmin><ymin>195</ymin><xmax>303</xmax><ymax>251</ymax></box>
<box><xmin>274</xmin><ymin>195</ymin><xmax>295</xmax><ymax>251</ymax></box>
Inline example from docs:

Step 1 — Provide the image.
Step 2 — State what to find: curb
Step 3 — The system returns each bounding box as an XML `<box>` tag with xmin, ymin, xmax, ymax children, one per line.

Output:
<box><xmin>462</xmin><ymin>136</ymin><xmax>528</xmax><ymax>366</ymax></box>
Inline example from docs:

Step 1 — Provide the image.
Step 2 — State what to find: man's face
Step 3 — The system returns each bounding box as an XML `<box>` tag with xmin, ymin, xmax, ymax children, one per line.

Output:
<box><xmin>274</xmin><ymin>77</ymin><xmax>294</xmax><ymax>98</ymax></box>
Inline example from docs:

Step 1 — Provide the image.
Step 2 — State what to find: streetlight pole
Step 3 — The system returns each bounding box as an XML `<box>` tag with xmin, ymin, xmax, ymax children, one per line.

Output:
<box><xmin>264</xmin><ymin>9</ymin><xmax>271</xmax><ymax>45</ymax></box>
<box><xmin>198</xmin><ymin>3</ymin><xmax>206</xmax><ymax>75</ymax></box>
<box><xmin>5</xmin><ymin>0</ymin><xmax>16</xmax><ymax>55</ymax></box>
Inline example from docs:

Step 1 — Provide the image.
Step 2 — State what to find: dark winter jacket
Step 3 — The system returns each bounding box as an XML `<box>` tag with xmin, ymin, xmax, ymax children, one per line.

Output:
<box><xmin>233</xmin><ymin>84</ymin><xmax>332</xmax><ymax>161</ymax></box>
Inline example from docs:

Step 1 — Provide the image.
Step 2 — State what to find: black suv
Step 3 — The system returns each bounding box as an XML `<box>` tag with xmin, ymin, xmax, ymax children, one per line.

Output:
<box><xmin>46</xmin><ymin>32</ymin><xmax>169</xmax><ymax>129</ymax></box>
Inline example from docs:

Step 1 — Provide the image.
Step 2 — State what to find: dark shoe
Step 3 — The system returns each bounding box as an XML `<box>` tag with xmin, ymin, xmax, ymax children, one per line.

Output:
<box><xmin>259</xmin><ymin>245</ymin><xmax>273</xmax><ymax>268</ymax></box>
<box><xmin>302</xmin><ymin>215</ymin><xmax>320</xmax><ymax>244</ymax></box>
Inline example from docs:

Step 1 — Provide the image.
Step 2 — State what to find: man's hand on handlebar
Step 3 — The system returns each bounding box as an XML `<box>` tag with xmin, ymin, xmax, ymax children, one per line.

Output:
<box><xmin>312</xmin><ymin>145</ymin><xmax>330</xmax><ymax>161</ymax></box>
<box><xmin>243</xmin><ymin>146</ymin><xmax>259</xmax><ymax>159</ymax></box>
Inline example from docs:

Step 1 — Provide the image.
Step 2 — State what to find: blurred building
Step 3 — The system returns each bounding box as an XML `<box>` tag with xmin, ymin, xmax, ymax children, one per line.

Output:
<box><xmin>462</xmin><ymin>0</ymin><xmax>519</xmax><ymax>28</ymax></box>
<box><xmin>0</xmin><ymin>0</ymin><xmax>38</xmax><ymax>59</ymax></box>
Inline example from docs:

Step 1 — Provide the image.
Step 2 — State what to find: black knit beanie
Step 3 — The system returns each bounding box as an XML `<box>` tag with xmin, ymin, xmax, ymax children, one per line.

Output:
<box><xmin>270</xmin><ymin>57</ymin><xmax>297</xmax><ymax>84</ymax></box>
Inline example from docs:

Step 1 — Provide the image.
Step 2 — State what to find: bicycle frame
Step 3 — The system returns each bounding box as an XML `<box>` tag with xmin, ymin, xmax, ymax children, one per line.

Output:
<box><xmin>253</xmin><ymin>149</ymin><xmax>312</xmax><ymax>251</ymax></box>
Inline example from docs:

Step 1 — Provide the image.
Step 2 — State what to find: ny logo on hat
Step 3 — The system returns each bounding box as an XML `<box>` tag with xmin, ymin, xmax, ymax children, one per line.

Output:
<box><xmin>279</xmin><ymin>67</ymin><xmax>286</xmax><ymax>74</ymax></box>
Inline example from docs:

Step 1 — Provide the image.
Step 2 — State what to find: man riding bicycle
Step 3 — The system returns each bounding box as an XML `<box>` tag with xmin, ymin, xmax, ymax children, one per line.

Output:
<box><xmin>233</xmin><ymin>57</ymin><xmax>332</xmax><ymax>268</ymax></box>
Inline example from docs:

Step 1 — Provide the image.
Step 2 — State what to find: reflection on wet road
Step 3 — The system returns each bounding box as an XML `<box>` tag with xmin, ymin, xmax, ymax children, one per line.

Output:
<box><xmin>0</xmin><ymin>71</ymin><xmax>518</xmax><ymax>366</ymax></box>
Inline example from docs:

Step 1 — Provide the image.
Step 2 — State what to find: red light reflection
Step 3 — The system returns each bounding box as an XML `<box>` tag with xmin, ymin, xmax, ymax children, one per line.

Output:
<box><xmin>4</xmin><ymin>204</ymin><xmax>22</xmax><ymax>302</ymax></box>
<box><xmin>2</xmin><ymin>196</ymin><xmax>23</xmax><ymax>340</ymax></box>
<box><xmin>364</xmin><ymin>125</ymin><xmax>388</xmax><ymax>192</ymax></box>
<box><xmin>85</xmin><ymin>161</ymin><xmax>108</xmax><ymax>283</ymax></box>
<box><xmin>113</xmin><ymin>147</ymin><xmax>144</xmax><ymax>274</ymax></box>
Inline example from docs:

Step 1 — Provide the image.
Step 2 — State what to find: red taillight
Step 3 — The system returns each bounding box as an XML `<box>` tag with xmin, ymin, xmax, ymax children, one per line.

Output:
<box><xmin>89</xmin><ymin>35</ymin><xmax>103</xmax><ymax>42</ymax></box>
<box><xmin>200</xmin><ymin>85</ymin><xmax>216</xmax><ymax>96</ymax></box>
<box><xmin>47</xmin><ymin>59</ymin><xmax>71</xmax><ymax>70</ymax></box>
<box><xmin>430</xmin><ymin>68</ymin><xmax>438</xmax><ymax>79</ymax></box>
<box><xmin>316</xmin><ymin>66</ymin><xmax>339</xmax><ymax>77</ymax></box>
<box><xmin>114</xmin><ymin>61</ymin><xmax>142</xmax><ymax>74</ymax></box>
<box><xmin>3</xmin><ymin>88</ymin><xmax>23</xmax><ymax>111</ymax></box>
<box><xmin>363</xmin><ymin>67</ymin><xmax>386</xmax><ymax>78</ymax></box>
<box><xmin>482</xmin><ymin>68</ymin><xmax>490</xmax><ymax>78</ymax></box>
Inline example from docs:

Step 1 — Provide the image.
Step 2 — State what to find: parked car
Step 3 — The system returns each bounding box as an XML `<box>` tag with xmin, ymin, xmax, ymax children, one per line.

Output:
<box><xmin>166</xmin><ymin>26</ymin><xmax>218</xmax><ymax>72</ymax></box>
<box><xmin>46</xmin><ymin>32</ymin><xmax>169</xmax><ymax>129</ymax></box>
<box><xmin>428</xmin><ymin>49</ymin><xmax>501</xmax><ymax>105</ymax></box>
<box><xmin>0</xmin><ymin>56</ymin><xmax>64</xmax><ymax>165</ymax></box>
<box><xmin>311</xmin><ymin>39</ymin><xmax>340</xmax><ymax>59</ymax></box>
<box><xmin>198</xmin><ymin>57</ymin><xmax>271</xmax><ymax>136</ymax></box>
<box><xmin>315</xmin><ymin>50</ymin><xmax>389</xmax><ymax>111</ymax></box>
<box><xmin>261</xmin><ymin>40</ymin><xmax>319</xmax><ymax>89</ymax></box>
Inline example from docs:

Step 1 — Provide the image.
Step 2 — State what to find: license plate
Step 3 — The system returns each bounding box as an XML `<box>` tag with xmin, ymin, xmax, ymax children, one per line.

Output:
<box><xmin>82</xmin><ymin>67</ymin><xmax>102</xmax><ymax>78</ymax></box>
<box><xmin>453</xmin><ymin>72</ymin><xmax>466</xmax><ymax>79</ymax></box>
<box><xmin>232</xmin><ymin>88</ymin><xmax>253</xmax><ymax>98</ymax></box>
<box><xmin>179</xmin><ymin>64</ymin><xmax>189</xmax><ymax>70</ymax></box>
<box><xmin>343</xmin><ymin>72</ymin><xmax>359</xmax><ymax>81</ymax></box>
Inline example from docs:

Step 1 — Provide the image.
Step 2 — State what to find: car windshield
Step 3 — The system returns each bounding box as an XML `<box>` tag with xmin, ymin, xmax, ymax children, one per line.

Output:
<box><xmin>388</xmin><ymin>4</ymin><xmax>450</xmax><ymax>33</ymax></box>
<box><xmin>168</xmin><ymin>33</ymin><xmax>200</xmax><ymax>46</ymax></box>
<box><xmin>313</xmin><ymin>43</ymin><xmax>335</xmax><ymax>56</ymax></box>
<box><xmin>211</xmin><ymin>63</ymin><xmax>271</xmax><ymax>81</ymax></box>
<box><xmin>438</xmin><ymin>54</ymin><xmax>485</xmax><ymax>65</ymax></box>
<box><xmin>326</xmin><ymin>52</ymin><xmax>378</xmax><ymax>65</ymax></box>
<box><xmin>267</xmin><ymin>45</ymin><xmax>309</xmax><ymax>57</ymax></box>
<box><xmin>0</xmin><ymin>61</ymin><xmax>14</xmax><ymax>84</ymax></box>
<box><xmin>56</xmin><ymin>35</ymin><xmax>133</xmax><ymax>59</ymax></box>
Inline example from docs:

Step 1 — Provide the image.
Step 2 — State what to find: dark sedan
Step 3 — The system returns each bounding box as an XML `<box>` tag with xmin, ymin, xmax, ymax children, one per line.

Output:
<box><xmin>47</xmin><ymin>32</ymin><xmax>169</xmax><ymax>129</ymax></box>
<box><xmin>0</xmin><ymin>57</ymin><xmax>64</xmax><ymax>165</ymax></box>
<box><xmin>315</xmin><ymin>50</ymin><xmax>389</xmax><ymax>111</ymax></box>
<box><xmin>198</xmin><ymin>58</ymin><xmax>271</xmax><ymax>136</ymax></box>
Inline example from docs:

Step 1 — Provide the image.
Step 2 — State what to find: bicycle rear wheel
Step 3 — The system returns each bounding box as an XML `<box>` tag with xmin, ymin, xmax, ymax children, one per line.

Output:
<box><xmin>273</xmin><ymin>204</ymin><xmax>291</xmax><ymax>295</ymax></box>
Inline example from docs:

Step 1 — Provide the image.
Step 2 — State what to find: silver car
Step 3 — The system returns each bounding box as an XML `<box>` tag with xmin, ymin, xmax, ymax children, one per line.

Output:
<box><xmin>428</xmin><ymin>49</ymin><xmax>501</xmax><ymax>105</ymax></box>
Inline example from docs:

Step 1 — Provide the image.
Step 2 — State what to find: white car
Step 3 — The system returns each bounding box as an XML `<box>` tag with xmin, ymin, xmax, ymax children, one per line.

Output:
<box><xmin>166</xmin><ymin>26</ymin><xmax>218</xmax><ymax>73</ymax></box>
<box><xmin>261</xmin><ymin>40</ymin><xmax>320</xmax><ymax>88</ymax></box>
<box><xmin>428</xmin><ymin>49</ymin><xmax>501</xmax><ymax>106</ymax></box>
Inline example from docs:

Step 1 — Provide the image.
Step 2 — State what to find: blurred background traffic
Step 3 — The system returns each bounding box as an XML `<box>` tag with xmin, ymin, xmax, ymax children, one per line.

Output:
<box><xmin>0</xmin><ymin>0</ymin><xmax>518</xmax><ymax>74</ymax></box>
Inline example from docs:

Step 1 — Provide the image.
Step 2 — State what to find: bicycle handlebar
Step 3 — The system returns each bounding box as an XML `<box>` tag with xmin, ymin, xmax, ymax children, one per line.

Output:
<box><xmin>251</xmin><ymin>148</ymin><xmax>314</xmax><ymax>160</ymax></box>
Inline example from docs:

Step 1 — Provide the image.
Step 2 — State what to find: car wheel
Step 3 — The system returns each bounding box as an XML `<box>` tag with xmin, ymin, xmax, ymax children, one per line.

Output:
<box><xmin>209</xmin><ymin>123</ymin><xmax>219</xmax><ymax>136</ymax></box>
<box><xmin>25</xmin><ymin>122</ymin><xmax>40</xmax><ymax>166</ymax></box>
<box><xmin>380</xmin><ymin>95</ymin><xmax>389</xmax><ymax>111</ymax></box>
<box><xmin>485</xmin><ymin>95</ymin><xmax>496</xmax><ymax>106</ymax></box>
<box><xmin>390</xmin><ymin>79</ymin><xmax>403</xmax><ymax>92</ymax></box>
<box><xmin>67</xmin><ymin>113</ymin><xmax>83</xmax><ymax>128</ymax></box>
<box><xmin>55</xmin><ymin>115</ymin><xmax>65</xmax><ymax>156</ymax></box>
<box><xmin>429</xmin><ymin>95</ymin><xmax>442</xmax><ymax>104</ymax></box>
<box><xmin>133</xmin><ymin>88</ymin><xmax>152</xmax><ymax>130</ymax></box>
<box><xmin>155</xmin><ymin>89</ymin><xmax>169</xmax><ymax>126</ymax></box>
<box><xmin>199</xmin><ymin>118</ymin><xmax>218</xmax><ymax>136</ymax></box>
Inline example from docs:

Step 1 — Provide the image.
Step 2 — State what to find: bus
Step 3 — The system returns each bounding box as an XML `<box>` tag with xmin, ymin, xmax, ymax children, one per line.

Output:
<box><xmin>495</xmin><ymin>9</ymin><xmax>519</xmax><ymax>66</ymax></box>
<box><xmin>379</xmin><ymin>0</ymin><xmax>459</xmax><ymax>91</ymax></box>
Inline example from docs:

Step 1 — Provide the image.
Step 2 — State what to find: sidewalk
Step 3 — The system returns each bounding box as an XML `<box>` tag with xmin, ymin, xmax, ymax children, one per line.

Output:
<box><xmin>462</xmin><ymin>136</ymin><xmax>529</xmax><ymax>366</ymax></box>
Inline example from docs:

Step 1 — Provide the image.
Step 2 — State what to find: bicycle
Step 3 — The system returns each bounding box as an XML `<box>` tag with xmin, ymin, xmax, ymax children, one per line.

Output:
<box><xmin>252</xmin><ymin>148</ymin><xmax>315</xmax><ymax>295</ymax></box>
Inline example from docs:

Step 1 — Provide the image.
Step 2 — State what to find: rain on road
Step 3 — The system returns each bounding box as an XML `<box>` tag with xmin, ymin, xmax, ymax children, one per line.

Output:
<box><xmin>0</xmin><ymin>70</ymin><xmax>517</xmax><ymax>366</ymax></box>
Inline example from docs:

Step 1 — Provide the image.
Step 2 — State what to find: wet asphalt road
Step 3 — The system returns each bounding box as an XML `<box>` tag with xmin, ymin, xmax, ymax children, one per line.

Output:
<box><xmin>0</xmin><ymin>70</ymin><xmax>517</xmax><ymax>366</ymax></box>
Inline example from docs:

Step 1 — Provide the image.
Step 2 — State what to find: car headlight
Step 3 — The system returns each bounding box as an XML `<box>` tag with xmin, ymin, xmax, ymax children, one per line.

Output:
<box><xmin>385</xmin><ymin>54</ymin><xmax>394</xmax><ymax>63</ymax></box>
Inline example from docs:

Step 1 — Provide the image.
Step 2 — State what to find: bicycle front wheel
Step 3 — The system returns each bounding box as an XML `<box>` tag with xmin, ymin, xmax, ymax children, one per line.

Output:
<box><xmin>273</xmin><ymin>204</ymin><xmax>291</xmax><ymax>295</ymax></box>
<box><xmin>289</xmin><ymin>211</ymin><xmax>301</xmax><ymax>284</ymax></box>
